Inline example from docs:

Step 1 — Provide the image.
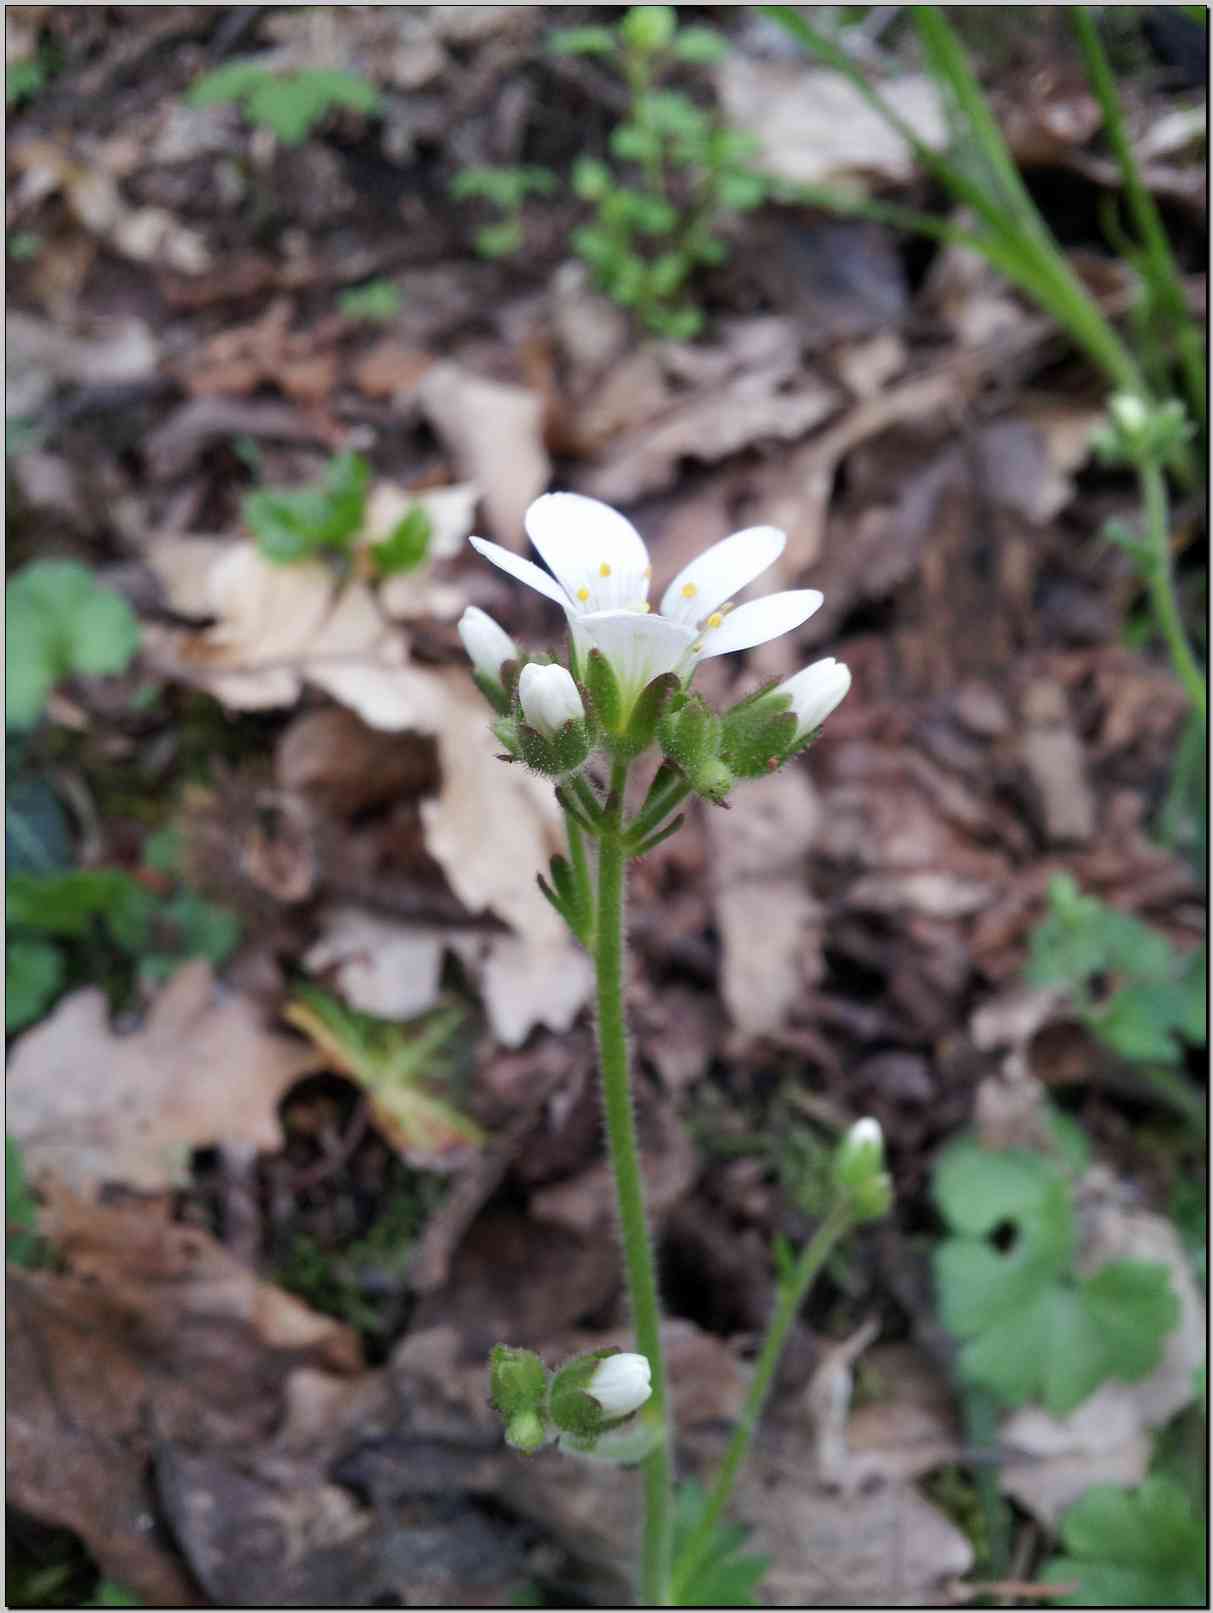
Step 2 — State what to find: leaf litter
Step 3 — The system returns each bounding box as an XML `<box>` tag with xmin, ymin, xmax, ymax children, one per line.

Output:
<box><xmin>6</xmin><ymin>6</ymin><xmax>1206</xmax><ymax>1605</ymax></box>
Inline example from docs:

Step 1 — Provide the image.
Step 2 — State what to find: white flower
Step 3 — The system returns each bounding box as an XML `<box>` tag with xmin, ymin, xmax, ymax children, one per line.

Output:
<box><xmin>774</xmin><ymin>657</ymin><xmax>851</xmax><ymax>740</ymax></box>
<box><xmin>469</xmin><ymin>493</ymin><xmax>822</xmax><ymax>711</ymax></box>
<box><xmin>518</xmin><ymin>662</ymin><xmax>585</xmax><ymax>738</ymax></box>
<box><xmin>458</xmin><ymin>606</ymin><xmax>517</xmax><ymax>685</ymax></box>
<box><xmin>587</xmin><ymin>1352</ymin><xmax>652</xmax><ymax>1419</ymax></box>
<box><xmin>848</xmin><ymin>1117</ymin><xmax>882</xmax><ymax>1152</ymax></box>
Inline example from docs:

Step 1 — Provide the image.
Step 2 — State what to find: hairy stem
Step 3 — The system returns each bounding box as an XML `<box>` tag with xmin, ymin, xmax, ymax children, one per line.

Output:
<box><xmin>671</xmin><ymin>1204</ymin><xmax>854</xmax><ymax>1601</ymax></box>
<box><xmin>594</xmin><ymin>757</ymin><xmax>672</xmax><ymax>1603</ymax></box>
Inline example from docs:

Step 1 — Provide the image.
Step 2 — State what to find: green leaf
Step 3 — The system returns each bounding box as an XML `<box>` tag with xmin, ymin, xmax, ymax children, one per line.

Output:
<box><xmin>1043</xmin><ymin>1476</ymin><xmax>1206</xmax><ymax>1606</ymax></box>
<box><xmin>610</xmin><ymin>122</ymin><xmax>662</xmax><ymax>164</ymax></box>
<box><xmin>548</xmin><ymin>25</ymin><xmax>617</xmax><ymax>56</ymax></box>
<box><xmin>572</xmin><ymin>158</ymin><xmax>612</xmax><ymax>201</ymax></box>
<box><xmin>934</xmin><ymin>1140</ymin><xmax>1180</xmax><ymax>1415</ymax></box>
<box><xmin>716</xmin><ymin>170</ymin><xmax>767</xmax><ymax>210</ymax></box>
<box><xmin>371</xmin><ymin>506</ymin><xmax>431</xmax><ymax>577</ymax></box>
<box><xmin>6</xmin><ymin>1135</ymin><xmax>45</xmax><ymax>1266</ymax></box>
<box><xmin>672</xmin><ymin>1481</ymin><xmax>770</xmax><ymax>1606</ymax></box>
<box><xmin>188</xmin><ymin>59</ymin><xmax>270</xmax><ymax>108</ymax></box>
<box><xmin>241</xmin><ymin>69</ymin><xmax>378</xmax><ymax>145</ymax></box>
<box><xmin>6</xmin><ymin>775</ymin><xmax>72</xmax><ymax>875</ymax></box>
<box><xmin>619</xmin><ymin>6</ymin><xmax>677</xmax><ymax>54</ymax></box>
<box><xmin>6</xmin><ymin>561</ymin><xmax>139</xmax><ymax>728</ymax></box>
<box><xmin>7</xmin><ymin>56</ymin><xmax>46</xmax><ymax>106</ymax></box>
<box><xmin>673</xmin><ymin>26</ymin><xmax>727</xmax><ymax>63</ymax></box>
<box><xmin>475</xmin><ymin>219</ymin><xmax>523</xmax><ymax>258</ymax></box>
<box><xmin>244</xmin><ymin>451</ymin><xmax>369</xmax><ymax>563</ymax></box>
<box><xmin>159</xmin><ymin>890</ymin><xmax>242</xmax><ymax>967</ymax></box>
<box><xmin>338</xmin><ymin>279</ymin><xmax>401</xmax><ymax>322</ymax></box>
<box><xmin>6</xmin><ymin>938</ymin><xmax>64</xmax><ymax>1032</ymax></box>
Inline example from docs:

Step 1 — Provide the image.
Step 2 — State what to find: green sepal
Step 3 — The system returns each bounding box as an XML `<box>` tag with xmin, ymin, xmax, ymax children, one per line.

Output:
<box><xmin>657</xmin><ymin>692</ymin><xmax>721</xmax><ymax>777</ymax></box>
<box><xmin>688</xmin><ymin>758</ymin><xmax>734</xmax><ymax>804</ymax></box>
<box><xmin>493</xmin><ymin>717</ymin><xmax>522</xmax><ymax>758</ymax></box>
<box><xmin>628</xmin><ymin>813</ymin><xmax>685</xmax><ymax>860</ymax></box>
<box><xmin>618</xmin><ymin>671</ymin><xmax>680</xmax><ymax>760</ymax></box>
<box><xmin>505</xmin><ymin>1408</ymin><xmax>549</xmax><ymax>1454</ymax></box>
<box><xmin>473</xmin><ymin>671</ymin><xmax>511</xmax><ymax>716</ymax></box>
<box><xmin>549</xmin><ymin>1347</ymin><xmax>620</xmax><ymax>1442</ymax></box>
<box><xmin>518</xmin><ymin>719</ymin><xmax>591</xmax><ymax>778</ymax></box>
<box><xmin>720</xmin><ymin>690</ymin><xmax>798</xmax><ymax>778</ymax></box>
<box><xmin>584</xmin><ymin>648</ymin><xmax>623</xmax><ymax>734</ymax></box>
<box><xmin>490</xmin><ymin>1344</ymin><xmax>549</xmax><ymax>1421</ymax></box>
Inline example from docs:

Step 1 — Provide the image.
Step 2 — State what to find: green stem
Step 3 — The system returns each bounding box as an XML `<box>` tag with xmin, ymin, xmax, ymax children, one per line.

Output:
<box><xmin>563</xmin><ymin>808</ymin><xmax>594</xmax><ymax>946</ymax></box>
<box><xmin>594</xmin><ymin>757</ymin><xmax>673</xmax><ymax>1604</ymax></box>
<box><xmin>1140</xmin><ymin>460</ymin><xmax>1206</xmax><ymax>723</ymax></box>
<box><xmin>1072</xmin><ymin>7</ymin><xmax>1207</xmax><ymax>436</ymax></box>
<box><xmin>671</xmin><ymin>1204</ymin><xmax>854</xmax><ymax>1602</ymax></box>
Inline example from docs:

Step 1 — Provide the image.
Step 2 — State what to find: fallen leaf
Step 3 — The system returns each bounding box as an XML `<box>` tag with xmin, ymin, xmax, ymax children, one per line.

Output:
<box><xmin>417</xmin><ymin>361</ymin><xmax>550</xmax><ymax>545</ymax></box>
<box><xmin>6</xmin><ymin>960</ymin><xmax>322</xmax><ymax>1195</ymax></box>
<box><xmin>9</xmin><ymin>1192</ymin><xmax>359</xmax><ymax>1605</ymax></box>
<box><xmin>708</xmin><ymin>767</ymin><xmax>826</xmax><ymax>1038</ymax></box>
<box><xmin>718</xmin><ymin>58</ymin><xmax>947</xmax><ymax>189</ymax></box>
<box><xmin>574</xmin><ymin>360</ymin><xmax>840</xmax><ymax>504</ymax></box>
<box><xmin>304</xmin><ymin>906</ymin><xmax>447</xmax><ymax>1020</ymax></box>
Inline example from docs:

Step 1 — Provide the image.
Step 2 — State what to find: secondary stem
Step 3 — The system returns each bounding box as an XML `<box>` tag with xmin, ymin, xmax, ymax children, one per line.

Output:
<box><xmin>671</xmin><ymin>1204</ymin><xmax>854</xmax><ymax>1601</ymax></box>
<box><xmin>1141</xmin><ymin>460</ymin><xmax>1207</xmax><ymax>723</ymax></box>
<box><xmin>594</xmin><ymin>757</ymin><xmax>673</xmax><ymax>1604</ymax></box>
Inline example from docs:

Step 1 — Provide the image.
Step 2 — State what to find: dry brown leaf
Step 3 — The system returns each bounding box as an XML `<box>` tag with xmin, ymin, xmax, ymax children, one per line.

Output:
<box><xmin>304</xmin><ymin>906</ymin><xmax>447</xmax><ymax>1020</ymax></box>
<box><xmin>6</xmin><ymin>960</ymin><xmax>322</xmax><ymax>1195</ymax></box>
<box><xmin>574</xmin><ymin>362</ymin><xmax>840</xmax><ymax>505</ymax></box>
<box><xmin>718</xmin><ymin>59</ymin><xmax>947</xmax><ymax>190</ymax></box>
<box><xmin>417</xmin><ymin>361</ymin><xmax>550</xmax><ymax>545</ymax></box>
<box><xmin>9</xmin><ymin>1194</ymin><xmax>359</xmax><ymax>1606</ymax></box>
<box><xmin>709</xmin><ymin>768</ymin><xmax>826</xmax><ymax>1038</ymax></box>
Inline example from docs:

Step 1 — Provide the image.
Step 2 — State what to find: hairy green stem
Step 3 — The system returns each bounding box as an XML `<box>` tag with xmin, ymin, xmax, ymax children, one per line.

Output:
<box><xmin>671</xmin><ymin>1204</ymin><xmax>854</xmax><ymax>1602</ymax></box>
<box><xmin>626</xmin><ymin>774</ymin><xmax>692</xmax><ymax>850</ymax></box>
<box><xmin>594</xmin><ymin>757</ymin><xmax>673</xmax><ymax>1603</ymax></box>
<box><xmin>1140</xmin><ymin>461</ymin><xmax>1206</xmax><ymax>723</ymax></box>
<box><xmin>563</xmin><ymin>808</ymin><xmax>595</xmax><ymax>949</ymax></box>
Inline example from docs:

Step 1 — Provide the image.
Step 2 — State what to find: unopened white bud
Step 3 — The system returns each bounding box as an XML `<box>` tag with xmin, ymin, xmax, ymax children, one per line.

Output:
<box><xmin>775</xmin><ymin>658</ymin><xmax>851</xmax><ymax>741</ymax></box>
<box><xmin>518</xmin><ymin>662</ymin><xmax>585</xmax><ymax>739</ymax></box>
<box><xmin>1109</xmin><ymin>393</ymin><xmax>1148</xmax><ymax>437</ymax></box>
<box><xmin>587</xmin><ymin>1352</ymin><xmax>652</xmax><ymax>1419</ymax></box>
<box><xmin>458</xmin><ymin>606</ymin><xmax>517</xmax><ymax>685</ymax></box>
<box><xmin>849</xmin><ymin>1117</ymin><xmax>882</xmax><ymax>1152</ymax></box>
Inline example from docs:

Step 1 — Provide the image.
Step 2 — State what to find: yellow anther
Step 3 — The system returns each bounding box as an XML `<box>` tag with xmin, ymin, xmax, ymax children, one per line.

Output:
<box><xmin>576</xmin><ymin>586</ymin><xmax>590</xmax><ymax>602</ymax></box>
<box><xmin>636</xmin><ymin>601</ymin><xmax>651</xmax><ymax>612</ymax></box>
<box><xmin>706</xmin><ymin>611</ymin><xmax>724</xmax><ymax>629</ymax></box>
<box><xmin>643</xmin><ymin>565</ymin><xmax>652</xmax><ymax>578</ymax></box>
<box><xmin>599</xmin><ymin>562</ymin><xmax>612</xmax><ymax>578</ymax></box>
<box><xmin>681</xmin><ymin>582</ymin><xmax>698</xmax><ymax>599</ymax></box>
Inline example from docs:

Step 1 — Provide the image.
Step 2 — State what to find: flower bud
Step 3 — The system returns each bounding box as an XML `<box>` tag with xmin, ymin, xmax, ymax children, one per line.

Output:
<box><xmin>459</xmin><ymin>607</ymin><xmax>518</xmax><ymax>713</ymax></box>
<box><xmin>489</xmin><ymin>1344</ymin><xmax>551</xmax><ymax>1453</ymax></box>
<box><xmin>832</xmin><ymin>1118</ymin><xmax>893</xmax><ymax>1224</ymax></box>
<box><xmin>620</xmin><ymin>4</ymin><xmax>676</xmax><ymax>54</ymax></box>
<box><xmin>586</xmin><ymin>1351</ymin><xmax>652</xmax><ymax>1419</ymax></box>
<box><xmin>518</xmin><ymin>663</ymin><xmax>586</xmax><ymax>739</ymax></box>
<box><xmin>774</xmin><ymin>658</ymin><xmax>852</xmax><ymax>743</ymax></box>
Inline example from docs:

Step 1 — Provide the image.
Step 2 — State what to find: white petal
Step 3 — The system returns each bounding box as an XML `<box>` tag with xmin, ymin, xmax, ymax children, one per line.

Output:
<box><xmin>692</xmin><ymin>589</ymin><xmax>823</xmax><ymax>660</ymax></box>
<box><xmin>469</xmin><ymin>535</ymin><xmax>573</xmax><ymax>614</ymax></box>
<box><xmin>579</xmin><ymin>610</ymin><xmax>697</xmax><ymax>706</ymax></box>
<box><xmin>776</xmin><ymin>657</ymin><xmax>852</xmax><ymax>738</ymax></box>
<box><xmin>587</xmin><ymin>1352</ymin><xmax>652</xmax><ymax>1418</ymax></box>
<box><xmin>526</xmin><ymin>493</ymin><xmax>652</xmax><ymax>614</ymax></box>
<box><xmin>660</xmin><ymin>526</ymin><xmax>786</xmax><ymax>625</ymax></box>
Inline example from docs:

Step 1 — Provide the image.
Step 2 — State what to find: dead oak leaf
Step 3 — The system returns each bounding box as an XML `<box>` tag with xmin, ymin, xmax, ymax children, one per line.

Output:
<box><xmin>6</xmin><ymin>960</ymin><xmax>323</xmax><ymax>1196</ymax></box>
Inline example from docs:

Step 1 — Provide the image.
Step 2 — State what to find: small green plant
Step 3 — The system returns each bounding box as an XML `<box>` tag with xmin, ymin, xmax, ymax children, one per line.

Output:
<box><xmin>6</xmin><ymin>55</ymin><xmax>46</xmax><ymax>106</ymax></box>
<box><xmin>275</xmin><ymin>1172</ymin><xmax>442</xmax><ymax>1339</ymax></box>
<box><xmin>450</xmin><ymin>166</ymin><xmax>558</xmax><ymax>258</ymax></box>
<box><xmin>338</xmin><ymin>278</ymin><xmax>403</xmax><ymax>323</ymax></box>
<box><xmin>5</xmin><ymin>860</ymin><xmax>241</xmax><ymax>1033</ymax></box>
<box><xmin>1042</xmin><ymin>1475</ymin><xmax>1206</xmax><ymax>1606</ymax></box>
<box><xmin>550</xmin><ymin>6</ymin><xmax>764</xmax><ymax>338</ymax></box>
<box><xmin>1027</xmin><ymin>873</ymin><xmax>1205</xmax><ymax>1123</ymax></box>
<box><xmin>242</xmin><ymin>450</ymin><xmax>431</xmax><ymax>577</ymax></box>
<box><xmin>7</xmin><ymin>230</ymin><xmax>41</xmax><ymax>261</ymax></box>
<box><xmin>6</xmin><ymin>1135</ymin><xmax>46</xmax><ymax>1268</ymax></box>
<box><xmin>6</xmin><ymin>561</ymin><xmax>140</xmax><ymax>731</ymax></box>
<box><xmin>932</xmin><ymin>1136</ymin><xmax>1180</xmax><ymax>1416</ymax></box>
<box><xmin>188</xmin><ymin>60</ymin><xmax>379</xmax><ymax>146</ymax></box>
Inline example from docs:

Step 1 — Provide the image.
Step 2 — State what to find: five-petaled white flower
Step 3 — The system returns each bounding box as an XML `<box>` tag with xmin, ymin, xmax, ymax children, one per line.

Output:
<box><xmin>517</xmin><ymin>662</ymin><xmax>586</xmax><ymax>738</ymax></box>
<box><xmin>587</xmin><ymin>1352</ymin><xmax>652</xmax><ymax>1419</ymax></box>
<box><xmin>469</xmin><ymin>494</ymin><xmax>823</xmax><ymax>714</ymax></box>
<box><xmin>774</xmin><ymin>657</ymin><xmax>852</xmax><ymax>740</ymax></box>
